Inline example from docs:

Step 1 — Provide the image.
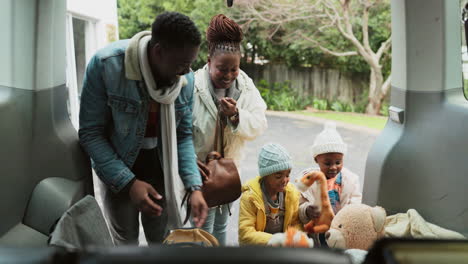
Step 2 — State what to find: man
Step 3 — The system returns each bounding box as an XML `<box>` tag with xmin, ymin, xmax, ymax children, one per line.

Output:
<box><xmin>79</xmin><ymin>12</ymin><xmax>207</xmax><ymax>245</ymax></box>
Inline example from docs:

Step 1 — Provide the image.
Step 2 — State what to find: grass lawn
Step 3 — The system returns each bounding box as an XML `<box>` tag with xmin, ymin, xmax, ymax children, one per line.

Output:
<box><xmin>295</xmin><ymin>110</ymin><xmax>388</xmax><ymax>130</ymax></box>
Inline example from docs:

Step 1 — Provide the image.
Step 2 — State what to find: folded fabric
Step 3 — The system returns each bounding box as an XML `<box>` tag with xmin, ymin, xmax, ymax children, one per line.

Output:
<box><xmin>385</xmin><ymin>209</ymin><xmax>465</xmax><ymax>240</ymax></box>
<box><xmin>49</xmin><ymin>195</ymin><xmax>114</xmax><ymax>249</ymax></box>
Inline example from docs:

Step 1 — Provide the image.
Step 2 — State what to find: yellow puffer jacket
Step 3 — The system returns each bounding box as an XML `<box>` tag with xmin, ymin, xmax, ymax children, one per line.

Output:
<box><xmin>238</xmin><ymin>176</ymin><xmax>302</xmax><ymax>245</ymax></box>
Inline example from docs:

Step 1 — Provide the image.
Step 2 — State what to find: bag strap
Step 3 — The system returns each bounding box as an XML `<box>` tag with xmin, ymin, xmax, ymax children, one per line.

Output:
<box><xmin>213</xmin><ymin>110</ymin><xmax>226</xmax><ymax>157</ymax></box>
<box><xmin>227</xmin><ymin>203</ymin><xmax>232</xmax><ymax>216</ymax></box>
<box><xmin>182</xmin><ymin>191</ymin><xmax>192</xmax><ymax>225</ymax></box>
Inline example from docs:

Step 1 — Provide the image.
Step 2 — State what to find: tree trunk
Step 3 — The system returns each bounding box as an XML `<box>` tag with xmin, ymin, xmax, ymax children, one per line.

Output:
<box><xmin>241</xmin><ymin>43</ymin><xmax>248</xmax><ymax>65</ymax></box>
<box><xmin>366</xmin><ymin>97</ymin><xmax>382</xmax><ymax>115</ymax></box>
<box><xmin>252</xmin><ymin>44</ymin><xmax>257</xmax><ymax>64</ymax></box>
<box><xmin>365</xmin><ymin>67</ymin><xmax>385</xmax><ymax>115</ymax></box>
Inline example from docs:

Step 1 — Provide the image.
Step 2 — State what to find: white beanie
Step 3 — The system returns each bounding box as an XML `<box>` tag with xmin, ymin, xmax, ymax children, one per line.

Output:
<box><xmin>311</xmin><ymin>122</ymin><xmax>347</xmax><ymax>158</ymax></box>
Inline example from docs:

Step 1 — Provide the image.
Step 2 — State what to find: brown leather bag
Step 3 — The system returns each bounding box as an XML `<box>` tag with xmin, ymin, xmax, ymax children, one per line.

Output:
<box><xmin>198</xmin><ymin>111</ymin><xmax>242</xmax><ymax>208</ymax></box>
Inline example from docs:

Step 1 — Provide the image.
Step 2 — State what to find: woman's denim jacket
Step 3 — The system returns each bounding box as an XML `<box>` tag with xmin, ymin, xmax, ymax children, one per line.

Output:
<box><xmin>78</xmin><ymin>40</ymin><xmax>201</xmax><ymax>193</ymax></box>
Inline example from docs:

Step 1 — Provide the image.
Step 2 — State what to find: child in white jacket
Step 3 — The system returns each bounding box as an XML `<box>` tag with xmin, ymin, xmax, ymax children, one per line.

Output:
<box><xmin>298</xmin><ymin>122</ymin><xmax>362</xmax><ymax>226</ymax></box>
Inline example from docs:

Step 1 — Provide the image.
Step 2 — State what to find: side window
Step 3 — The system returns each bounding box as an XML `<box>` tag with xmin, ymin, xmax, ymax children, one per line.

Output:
<box><xmin>462</xmin><ymin>1</ymin><xmax>468</xmax><ymax>99</ymax></box>
<box><xmin>73</xmin><ymin>18</ymin><xmax>88</xmax><ymax>98</ymax></box>
<box><xmin>65</xmin><ymin>14</ymin><xmax>97</xmax><ymax>129</ymax></box>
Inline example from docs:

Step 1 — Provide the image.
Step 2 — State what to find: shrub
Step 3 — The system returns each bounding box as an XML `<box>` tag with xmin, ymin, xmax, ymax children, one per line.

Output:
<box><xmin>312</xmin><ymin>98</ymin><xmax>328</xmax><ymax>110</ymax></box>
<box><xmin>258</xmin><ymin>79</ymin><xmax>388</xmax><ymax>116</ymax></box>
<box><xmin>354</xmin><ymin>90</ymin><xmax>369</xmax><ymax>113</ymax></box>
<box><xmin>257</xmin><ymin>80</ymin><xmax>312</xmax><ymax>111</ymax></box>
<box><xmin>380</xmin><ymin>101</ymin><xmax>389</xmax><ymax>116</ymax></box>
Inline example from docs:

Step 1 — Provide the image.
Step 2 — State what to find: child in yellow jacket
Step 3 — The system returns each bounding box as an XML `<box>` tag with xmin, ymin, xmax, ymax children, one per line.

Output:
<box><xmin>238</xmin><ymin>143</ymin><xmax>304</xmax><ymax>245</ymax></box>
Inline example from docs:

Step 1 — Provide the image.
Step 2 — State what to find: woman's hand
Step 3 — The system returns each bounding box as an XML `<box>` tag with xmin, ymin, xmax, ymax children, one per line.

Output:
<box><xmin>219</xmin><ymin>97</ymin><xmax>238</xmax><ymax>117</ymax></box>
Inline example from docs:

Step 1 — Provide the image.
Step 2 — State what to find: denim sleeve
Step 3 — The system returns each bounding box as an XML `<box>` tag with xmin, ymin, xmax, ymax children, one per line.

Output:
<box><xmin>78</xmin><ymin>55</ymin><xmax>135</xmax><ymax>193</ymax></box>
<box><xmin>176</xmin><ymin>73</ymin><xmax>202</xmax><ymax>188</ymax></box>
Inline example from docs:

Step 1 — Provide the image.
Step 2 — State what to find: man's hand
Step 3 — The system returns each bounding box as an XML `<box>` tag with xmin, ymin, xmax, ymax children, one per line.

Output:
<box><xmin>306</xmin><ymin>205</ymin><xmax>321</xmax><ymax>221</ymax></box>
<box><xmin>190</xmin><ymin>190</ymin><xmax>208</xmax><ymax>227</ymax></box>
<box><xmin>219</xmin><ymin>97</ymin><xmax>237</xmax><ymax>117</ymax></box>
<box><xmin>129</xmin><ymin>179</ymin><xmax>163</xmax><ymax>217</ymax></box>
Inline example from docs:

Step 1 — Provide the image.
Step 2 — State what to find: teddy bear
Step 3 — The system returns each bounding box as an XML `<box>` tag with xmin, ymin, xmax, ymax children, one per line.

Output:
<box><xmin>325</xmin><ymin>204</ymin><xmax>386</xmax><ymax>250</ymax></box>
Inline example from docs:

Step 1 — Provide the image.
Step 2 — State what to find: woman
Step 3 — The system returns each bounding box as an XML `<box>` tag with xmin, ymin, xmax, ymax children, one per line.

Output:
<box><xmin>192</xmin><ymin>14</ymin><xmax>267</xmax><ymax>245</ymax></box>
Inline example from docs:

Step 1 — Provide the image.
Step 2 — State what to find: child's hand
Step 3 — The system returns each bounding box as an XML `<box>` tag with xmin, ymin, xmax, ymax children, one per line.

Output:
<box><xmin>306</xmin><ymin>205</ymin><xmax>320</xmax><ymax>220</ymax></box>
<box><xmin>267</xmin><ymin>232</ymin><xmax>285</xmax><ymax>247</ymax></box>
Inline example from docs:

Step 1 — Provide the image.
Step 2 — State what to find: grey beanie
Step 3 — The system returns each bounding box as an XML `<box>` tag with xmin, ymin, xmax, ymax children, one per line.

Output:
<box><xmin>258</xmin><ymin>143</ymin><xmax>293</xmax><ymax>177</ymax></box>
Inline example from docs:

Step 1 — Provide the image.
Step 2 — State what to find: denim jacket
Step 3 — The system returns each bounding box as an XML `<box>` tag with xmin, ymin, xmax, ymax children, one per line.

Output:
<box><xmin>78</xmin><ymin>40</ymin><xmax>201</xmax><ymax>193</ymax></box>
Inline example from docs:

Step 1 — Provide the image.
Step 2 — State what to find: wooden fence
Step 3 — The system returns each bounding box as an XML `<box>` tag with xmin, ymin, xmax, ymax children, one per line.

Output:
<box><xmin>242</xmin><ymin>64</ymin><xmax>368</xmax><ymax>103</ymax></box>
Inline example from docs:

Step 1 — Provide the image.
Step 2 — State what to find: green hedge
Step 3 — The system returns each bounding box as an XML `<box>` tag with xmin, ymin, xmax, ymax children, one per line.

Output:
<box><xmin>257</xmin><ymin>79</ymin><xmax>389</xmax><ymax>116</ymax></box>
<box><xmin>257</xmin><ymin>80</ymin><xmax>312</xmax><ymax>111</ymax></box>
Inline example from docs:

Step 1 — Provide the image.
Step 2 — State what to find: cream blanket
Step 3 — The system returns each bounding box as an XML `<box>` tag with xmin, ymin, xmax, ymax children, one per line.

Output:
<box><xmin>385</xmin><ymin>209</ymin><xmax>465</xmax><ymax>239</ymax></box>
<box><xmin>345</xmin><ymin>209</ymin><xmax>465</xmax><ymax>264</ymax></box>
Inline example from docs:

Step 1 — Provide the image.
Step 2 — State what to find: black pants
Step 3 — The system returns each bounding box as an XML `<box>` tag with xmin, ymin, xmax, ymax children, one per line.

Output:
<box><xmin>132</xmin><ymin>148</ymin><xmax>165</xmax><ymax>199</ymax></box>
<box><xmin>101</xmin><ymin>148</ymin><xmax>167</xmax><ymax>245</ymax></box>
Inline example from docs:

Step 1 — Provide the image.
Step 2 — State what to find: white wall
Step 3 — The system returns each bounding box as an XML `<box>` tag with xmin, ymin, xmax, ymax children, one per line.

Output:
<box><xmin>68</xmin><ymin>0</ymin><xmax>118</xmax><ymax>21</ymax></box>
<box><xmin>65</xmin><ymin>0</ymin><xmax>119</xmax><ymax>129</ymax></box>
<box><xmin>67</xmin><ymin>0</ymin><xmax>119</xmax><ymax>48</ymax></box>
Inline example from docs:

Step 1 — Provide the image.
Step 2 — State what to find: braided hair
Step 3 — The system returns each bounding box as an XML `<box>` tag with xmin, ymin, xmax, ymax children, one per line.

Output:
<box><xmin>206</xmin><ymin>14</ymin><xmax>243</xmax><ymax>56</ymax></box>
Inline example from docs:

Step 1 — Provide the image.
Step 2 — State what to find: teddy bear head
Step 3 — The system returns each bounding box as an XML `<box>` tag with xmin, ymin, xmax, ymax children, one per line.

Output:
<box><xmin>326</xmin><ymin>204</ymin><xmax>386</xmax><ymax>250</ymax></box>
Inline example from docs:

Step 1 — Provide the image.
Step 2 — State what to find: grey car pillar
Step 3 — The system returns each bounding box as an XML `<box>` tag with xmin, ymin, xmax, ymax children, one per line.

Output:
<box><xmin>364</xmin><ymin>0</ymin><xmax>468</xmax><ymax>235</ymax></box>
<box><xmin>0</xmin><ymin>0</ymin><xmax>92</xmax><ymax>245</ymax></box>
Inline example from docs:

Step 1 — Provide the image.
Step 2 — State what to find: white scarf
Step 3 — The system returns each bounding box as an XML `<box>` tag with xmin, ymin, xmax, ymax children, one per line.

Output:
<box><xmin>138</xmin><ymin>35</ymin><xmax>187</xmax><ymax>228</ymax></box>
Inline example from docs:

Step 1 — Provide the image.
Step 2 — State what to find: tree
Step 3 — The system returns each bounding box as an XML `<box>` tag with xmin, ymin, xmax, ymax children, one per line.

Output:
<box><xmin>117</xmin><ymin>0</ymin><xmax>165</xmax><ymax>39</ymax></box>
<box><xmin>233</xmin><ymin>0</ymin><xmax>392</xmax><ymax>115</ymax></box>
<box><xmin>117</xmin><ymin>0</ymin><xmax>228</xmax><ymax>69</ymax></box>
